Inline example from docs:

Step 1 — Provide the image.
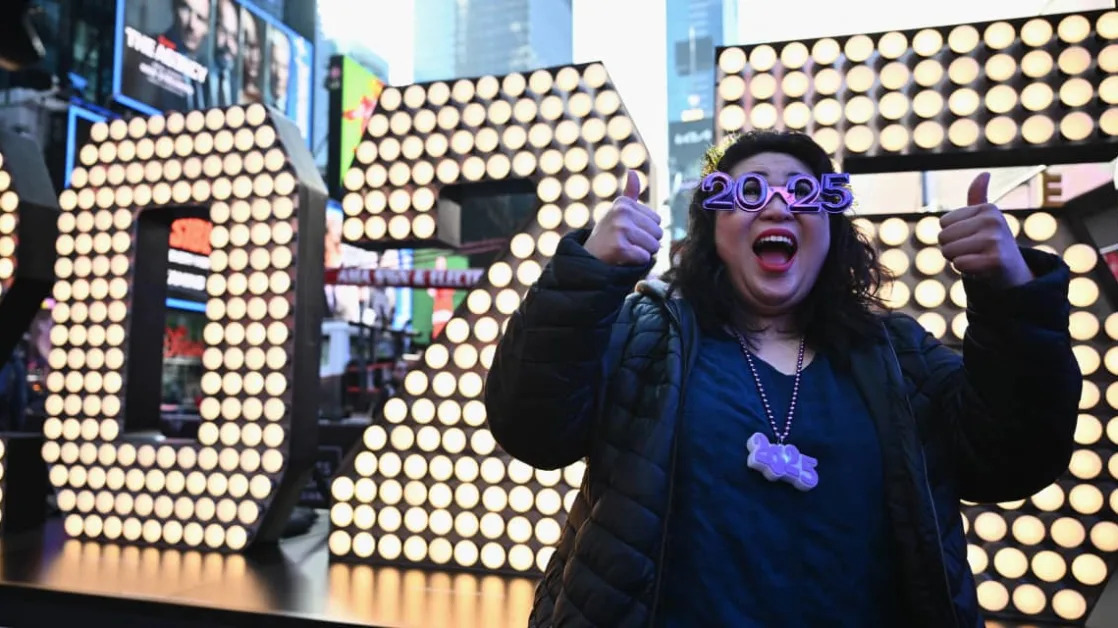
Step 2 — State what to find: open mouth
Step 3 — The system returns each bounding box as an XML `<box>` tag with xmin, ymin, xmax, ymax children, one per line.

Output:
<box><xmin>752</xmin><ymin>230</ymin><xmax>798</xmax><ymax>270</ymax></box>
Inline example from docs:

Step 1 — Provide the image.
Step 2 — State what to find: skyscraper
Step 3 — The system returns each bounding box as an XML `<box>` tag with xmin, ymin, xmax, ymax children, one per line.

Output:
<box><xmin>664</xmin><ymin>0</ymin><xmax>726</xmax><ymax>240</ymax></box>
<box><xmin>413</xmin><ymin>0</ymin><xmax>462</xmax><ymax>82</ymax></box>
<box><xmin>665</xmin><ymin>0</ymin><xmax>722</xmax><ymax>123</ymax></box>
<box><xmin>413</xmin><ymin>0</ymin><xmax>573</xmax><ymax>82</ymax></box>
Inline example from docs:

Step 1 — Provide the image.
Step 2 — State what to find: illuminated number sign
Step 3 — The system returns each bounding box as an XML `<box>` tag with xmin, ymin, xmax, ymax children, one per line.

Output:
<box><xmin>0</xmin><ymin>131</ymin><xmax>59</xmax><ymax>535</ymax></box>
<box><xmin>44</xmin><ymin>104</ymin><xmax>326</xmax><ymax>551</ymax></box>
<box><xmin>858</xmin><ymin>211</ymin><xmax>1118</xmax><ymax>625</ymax></box>
<box><xmin>714</xmin><ymin>11</ymin><xmax>1118</xmax><ymax>171</ymax></box>
<box><xmin>327</xmin><ymin>64</ymin><xmax>652</xmax><ymax>574</ymax></box>
<box><xmin>713</xmin><ymin>9</ymin><xmax>1118</xmax><ymax>623</ymax></box>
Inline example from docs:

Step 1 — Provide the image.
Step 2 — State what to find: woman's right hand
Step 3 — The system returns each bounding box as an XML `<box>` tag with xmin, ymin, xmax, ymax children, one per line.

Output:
<box><xmin>583</xmin><ymin>170</ymin><xmax>664</xmax><ymax>266</ymax></box>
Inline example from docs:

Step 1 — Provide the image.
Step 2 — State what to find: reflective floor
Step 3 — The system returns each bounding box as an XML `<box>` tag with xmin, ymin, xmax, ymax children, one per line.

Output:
<box><xmin>1</xmin><ymin>514</ymin><xmax>1115</xmax><ymax>627</ymax></box>
<box><xmin>0</xmin><ymin>515</ymin><xmax>536</xmax><ymax>627</ymax></box>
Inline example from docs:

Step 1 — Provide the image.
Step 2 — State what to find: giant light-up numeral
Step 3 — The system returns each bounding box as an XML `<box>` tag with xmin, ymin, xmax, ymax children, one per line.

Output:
<box><xmin>856</xmin><ymin>210</ymin><xmax>1118</xmax><ymax>625</ymax></box>
<box><xmin>715</xmin><ymin>11</ymin><xmax>1118</xmax><ymax>168</ymax></box>
<box><xmin>0</xmin><ymin>131</ymin><xmax>58</xmax><ymax>535</ymax></box>
<box><xmin>45</xmin><ymin>104</ymin><xmax>326</xmax><ymax>551</ymax></box>
<box><xmin>327</xmin><ymin>64</ymin><xmax>651</xmax><ymax>574</ymax></box>
<box><xmin>715</xmin><ymin>10</ymin><xmax>1118</xmax><ymax>622</ymax></box>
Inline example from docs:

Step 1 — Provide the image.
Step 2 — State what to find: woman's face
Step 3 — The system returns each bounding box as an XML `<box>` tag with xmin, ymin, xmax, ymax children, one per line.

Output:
<box><xmin>714</xmin><ymin>151</ymin><xmax>831</xmax><ymax>319</ymax></box>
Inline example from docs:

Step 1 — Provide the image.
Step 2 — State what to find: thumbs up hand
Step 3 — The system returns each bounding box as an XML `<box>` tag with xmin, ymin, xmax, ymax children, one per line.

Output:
<box><xmin>938</xmin><ymin>172</ymin><xmax>1034</xmax><ymax>289</ymax></box>
<box><xmin>583</xmin><ymin>170</ymin><xmax>664</xmax><ymax>266</ymax></box>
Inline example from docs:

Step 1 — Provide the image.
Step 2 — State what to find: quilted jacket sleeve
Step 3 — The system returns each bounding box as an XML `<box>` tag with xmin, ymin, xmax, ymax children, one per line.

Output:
<box><xmin>904</xmin><ymin>247</ymin><xmax>1081</xmax><ymax>503</ymax></box>
<box><xmin>484</xmin><ymin>229</ymin><xmax>651</xmax><ymax>469</ymax></box>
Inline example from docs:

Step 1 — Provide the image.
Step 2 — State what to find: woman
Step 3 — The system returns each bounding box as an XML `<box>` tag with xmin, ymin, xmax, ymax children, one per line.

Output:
<box><xmin>484</xmin><ymin>130</ymin><xmax>1081</xmax><ymax>627</ymax></box>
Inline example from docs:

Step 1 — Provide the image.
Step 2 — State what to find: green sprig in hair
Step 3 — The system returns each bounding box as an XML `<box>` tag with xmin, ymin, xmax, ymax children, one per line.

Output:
<box><xmin>699</xmin><ymin>132</ymin><xmax>743</xmax><ymax>178</ymax></box>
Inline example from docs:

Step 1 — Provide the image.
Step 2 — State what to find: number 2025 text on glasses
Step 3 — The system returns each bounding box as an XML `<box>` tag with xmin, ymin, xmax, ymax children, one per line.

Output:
<box><xmin>701</xmin><ymin>171</ymin><xmax>853</xmax><ymax>214</ymax></box>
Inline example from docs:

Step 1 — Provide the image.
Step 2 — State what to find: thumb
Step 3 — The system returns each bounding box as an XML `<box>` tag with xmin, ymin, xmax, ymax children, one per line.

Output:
<box><xmin>622</xmin><ymin>170</ymin><xmax>640</xmax><ymax>200</ymax></box>
<box><xmin>967</xmin><ymin>172</ymin><xmax>990</xmax><ymax>206</ymax></box>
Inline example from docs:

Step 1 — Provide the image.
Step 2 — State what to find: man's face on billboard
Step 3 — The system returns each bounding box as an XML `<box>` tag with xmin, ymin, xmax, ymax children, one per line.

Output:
<box><xmin>174</xmin><ymin>0</ymin><xmax>211</xmax><ymax>54</ymax></box>
<box><xmin>215</xmin><ymin>0</ymin><xmax>238</xmax><ymax>64</ymax></box>
<box><xmin>270</xmin><ymin>34</ymin><xmax>291</xmax><ymax>97</ymax></box>
<box><xmin>242</xmin><ymin>9</ymin><xmax>261</xmax><ymax>80</ymax></box>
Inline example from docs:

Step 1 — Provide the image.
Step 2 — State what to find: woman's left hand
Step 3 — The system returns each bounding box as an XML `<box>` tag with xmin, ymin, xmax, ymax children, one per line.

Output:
<box><xmin>938</xmin><ymin>172</ymin><xmax>1035</xmax><ymax>289</ymax></box>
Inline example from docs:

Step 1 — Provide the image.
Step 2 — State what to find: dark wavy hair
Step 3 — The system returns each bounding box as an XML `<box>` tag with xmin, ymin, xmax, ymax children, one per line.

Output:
<box><xmin>662</xmin><ymin>130</ymin><xmax>891</xmax><ymax>356</ymax></box>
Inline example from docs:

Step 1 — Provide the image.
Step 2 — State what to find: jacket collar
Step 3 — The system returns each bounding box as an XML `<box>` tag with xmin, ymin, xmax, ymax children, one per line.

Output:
<box><xmin>636</xmin><ymin>278</ymin><xmax>670</xmax><ymax>300</ymax></box>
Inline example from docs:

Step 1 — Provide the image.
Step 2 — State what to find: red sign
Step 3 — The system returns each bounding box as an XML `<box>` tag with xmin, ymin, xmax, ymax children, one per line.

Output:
<box><xmin>325</xmin><ymin>267</ymin><xmax>484</xmax><ymax>289</ymax></box>
<box><xmin>164</xmin><ymin>324</ymin><xmax>204</xmax><ymax>358</ymax></box>
<box><xmin>169</xmin><ymin>218</ymin><xmax>212</xmax><ymax>255</ymax></box>
<box><xmin>1105</xmin><ymin>250</ymin><xmax>1118</xmax><ymax>282</ymax></box>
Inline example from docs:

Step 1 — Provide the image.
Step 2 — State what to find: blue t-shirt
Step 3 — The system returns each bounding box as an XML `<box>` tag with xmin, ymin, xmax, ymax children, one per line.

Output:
<box><xmin>661</xmin><ymin>333</ymin><xmax>900</xmax><ymax>627</ymax></box>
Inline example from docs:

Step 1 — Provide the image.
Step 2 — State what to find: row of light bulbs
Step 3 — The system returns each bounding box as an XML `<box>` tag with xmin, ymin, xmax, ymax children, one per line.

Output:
<box><xmin>716</xmin><ymin>11</ymin><xmax>1118</xmax><ymax>157</ymax></box>
<box><xmin>719</xmin><ymin>14</ymin><xmax>1118</xmax><ymax>75</ymax></box>
<box><xmin>858</xmin><ymin>206</ymin><xmax>1118</xmax><ymax>621</ymax></box>
<box><xmin>719</xmin><ymin>109</ymin><xmax>1112</xmax><ymax>153</ymax></box>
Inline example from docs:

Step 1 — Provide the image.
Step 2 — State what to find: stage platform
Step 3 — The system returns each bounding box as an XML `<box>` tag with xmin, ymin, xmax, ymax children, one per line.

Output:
<box><xmin>0</xmin><ymin>515</ymin><xmax>537</xmax><ymax>627</ymax></box>
<box><xmin>1</xmin><ymin>513</ymin><xmax>1117</xmax><ymax>627</ymax></box>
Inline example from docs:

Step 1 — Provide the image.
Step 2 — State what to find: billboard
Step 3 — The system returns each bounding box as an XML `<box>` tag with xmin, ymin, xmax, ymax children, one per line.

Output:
<box><xmin>324</xmin><ymin>201</ymin><xmax>412</xmax><ymax>330</ymax></box>
<box><xmin>164</xmin><ymin>218</ymin><xmax>212</xmax><ymax>311</ymax></box>
<box><xmin>113</xmin><ymin>0</ymin><xmax>313</xmax><ymax>141</ymax></box>
<box><xmin>161</xmin><ymin>308</ymin><xmax>207</xmax><ymax>414</ymax></box>
<box><xmin>1106</xmin><ymin>249</ymin><xmax>1118</xmax><ymax>283</ymax></box>
<box><xmin>667</xmin><ymin>119</ymin><xmax>714</xmax><ymax>240</ymax></box>
<box><xmin>326</xmin><ymin>54</ymin><xmax>385</xmax><ymax>199</ymax></box>
<box><xmin>64</xmin><ymin>105</ymin><xmax>109</xmax><ymax>188</ymax></box>
<box><xmin>409</xmin><ymin>251</ymin><xmax>469</xmax><ymax>344</ymax></box>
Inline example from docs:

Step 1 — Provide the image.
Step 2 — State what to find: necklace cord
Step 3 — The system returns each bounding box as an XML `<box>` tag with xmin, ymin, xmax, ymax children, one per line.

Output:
<box><xmin>731</xmin><ymin>330</ymin><xmax>806</xmax><ymax>445</ymax></box>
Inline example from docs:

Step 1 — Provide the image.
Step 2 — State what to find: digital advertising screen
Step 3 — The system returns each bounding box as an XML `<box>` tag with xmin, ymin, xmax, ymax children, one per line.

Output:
<box><xmin>667</xmin><ymin>119</ymin><xmax>714</xmax><ymax>241</ymax></box>
<box><xmin>161</xmin><ymin>307</ymin><xmax>207</xmax><ymax>414</ymax></box>
<box><xmin>112</xmin><ymin>0</ymin><xmax>314</xmax><ymax>141</ymax></box>
<box><xmin>410</xmin><ymin>251</ymin><xmax>469</xmax><ymax>344</ymax></box>
<box><xmin>326</xmin><ymin>54</ymin><xmax>385</xmax><ymax>199</ymax></box>
<box><xmin>165</xmin><ymin>218</ymin><xmax>212</xmax><ymax>311</ymax></box>
<box><xmin>64</xmin><ymin>105</ymin><xmax>108</xmax><ymax>188</ymax></box>
<box><xmin>325</xmin><ymin>200</ymin><xmax>412</xmax><ymax>330</ymax></box>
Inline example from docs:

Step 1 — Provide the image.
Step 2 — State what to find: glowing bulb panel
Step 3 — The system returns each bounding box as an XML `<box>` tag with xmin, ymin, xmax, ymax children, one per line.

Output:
<box><xmin>859</xmin><ymin>209</ymin><xmax>1118</xmax><ymax>624</ymax></box>
<box><xmin>329</xmin><ymin>64</ymin><xmax>651</xmax><ymax>575</ymax></box>
<box><xmin>715</xmin><ymin>10</ymin><xmax>1118</xmax><ymax>171</ymax></box>
<box><xmin>46</xmin><ymin>104</ymin><xmax>326</xmax><ymax>551</ymax></box>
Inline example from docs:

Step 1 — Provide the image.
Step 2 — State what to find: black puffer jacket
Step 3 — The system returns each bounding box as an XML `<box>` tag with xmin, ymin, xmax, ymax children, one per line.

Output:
<box><xmin>484</xmin><ymin>230</ymin><xmax>1081</xmax><ymax>627</ymax></box>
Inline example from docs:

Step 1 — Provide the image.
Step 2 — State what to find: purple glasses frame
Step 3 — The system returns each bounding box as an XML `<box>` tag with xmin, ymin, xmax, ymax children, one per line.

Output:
<box><xmin>701</xmin><ymin>172</ymin><xmax>853</xmax><ymax>213</ymax></box>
